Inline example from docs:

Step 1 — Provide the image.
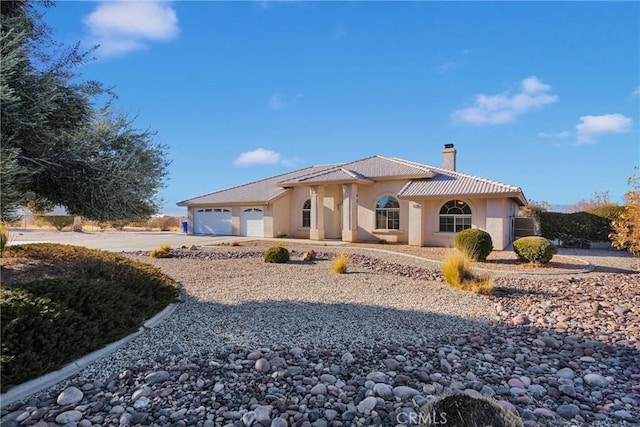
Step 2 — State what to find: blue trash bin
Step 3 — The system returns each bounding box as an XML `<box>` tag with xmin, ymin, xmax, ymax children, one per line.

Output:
<box><xmin>181</xmin><ymin>221</ymin><xmax>188</xmax><ymax>233</ymax></box>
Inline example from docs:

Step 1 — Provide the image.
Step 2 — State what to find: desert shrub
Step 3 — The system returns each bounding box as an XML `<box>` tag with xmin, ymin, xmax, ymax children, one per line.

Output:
<box><xmin>332</xmin><ymin>253</ymin><xmax>349</xmax><ymax>274</ymax></box>
<box><xmin>149</xmin><ymin>216</ymin><xmax>180</xmax><ymax>231</ymax></box>
<box><xmin>377</xmin><ymin>239</ymin><xmax>388</xmax><ymax>244</ymax></box>
<box><xmin>149</xmin><ymin>243</ymin><xmax>172</xmax><ymax>258</ymax></box>
<box><xmin>0</xmin><ymin>223</ymin><xmax>8</xmax><ymax>252</ymax></box>
<box><xmin>540</xmin><ymin>211</ymin><xmax>611</xmax><ymax>245</ymax></box>
<box><xmin>229</xmin><ymin>241</ymin><xmax>240</xmax><ymax>247</ymax></box>
<box><xmin>110</xmin><ymin>220</ymin><xmax>131</xmax><ymax>230</ymax></box>
<box><xmin>1</xmin><ymin>244</ymin><xmax>179</xmax><ymax>391</ymax></box>
<box><xmin>454</xmin><ymin>228</ymin><xmax>493</xmax><ymax>261</ymax></box>
<box><xmin>441</xmin><ymin>249</ymin><xmax>493</xmax><ymax>295</ymax></box>
<box><xmin>34</xmin><ymin>215</ymin><xmax>74</xmax><ymax>231</ymax></box>
<box><xmin>420</xmin><ymin>394</ymin><xmax>523</xmax><ymax>427</ymax></box>
<box><xmin>513</xmin><ymin>236</ymin><xmax>557</xmax><ymax>264</ymax></box>
<box><xmin>264</xmin><ymin>246</ymin><xmax>290</xmax><ymax>263</ymax></box>
<box><xmin>610</xmin><ymin>175</ymin><xmax>640</xmax><ymax>256</ymax></box>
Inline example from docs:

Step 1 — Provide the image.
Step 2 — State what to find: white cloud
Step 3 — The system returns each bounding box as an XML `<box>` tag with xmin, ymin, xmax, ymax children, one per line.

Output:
<box><xmin>234</xmin><ymin>148</ymin><xmax>281</xmax><ymax>166</ymax></box>
<box><xmin>538</xmin><ymin>131</ymin><xmax>571</xmax><ymax>139</ymax></box>
<box><xmin>83</xmin><ymin>1</ymin><xmax>179</xmax><ymax>57</ymax></box>
<box><xmin>575</xmin><ymin>114</ymin><xmax>633</xmax><ymax>144</ymax></box>
<box><xmin>451</xmin><ymin>76</ymin><xmax>558</xmax><ymax>125</ymax></box>
<box><xmin>267</xmin><ymin>92</ymin><xmax>302</xmax><ymax>110</ymax></box>
<box><xmin>437</xmin><ymin>61</ymin><xmax>458</xmax><ymax>73</ymax></box>
<box><xmin>633</xmin><ymin>86</ymin><xmax>640</xmax><ymax>96</ymax></box>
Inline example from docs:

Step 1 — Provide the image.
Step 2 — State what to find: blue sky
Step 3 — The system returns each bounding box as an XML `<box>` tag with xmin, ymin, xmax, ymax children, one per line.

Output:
<box><xmin>44</xmin><ymin>1</ymin><xmax>639</xmax><ymax>215</ymax></box>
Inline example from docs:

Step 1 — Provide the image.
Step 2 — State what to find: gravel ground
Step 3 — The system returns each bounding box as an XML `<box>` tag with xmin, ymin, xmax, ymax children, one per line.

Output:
<box><xmin>1</xmin><ymin>246</ymin><xmax>638</xmax><ymax>427</ymax></box>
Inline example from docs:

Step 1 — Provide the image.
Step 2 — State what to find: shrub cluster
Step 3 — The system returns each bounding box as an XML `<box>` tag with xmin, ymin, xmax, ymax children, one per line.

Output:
<box><xmin>513</xmin><ymin>236</ymin><xmax>557</xmax><ymax>264</ymax></box>
<box><xmin>149</xmin><ymin>216</ymin><xmax>180</xmax><ymax>231</ymax></box>
<box><xmin>1</xmin><ymin>244</ymin><xmax>180</xmax><ymax>391</ymax></box>
<box><xmin>454</xmin><ymin>228</ymin><xmax>493</xmax><ymax>261</ymax></box>
<box><xmin>540</xmin><ymin>211</ymin><xmax>612</xmax><ymax>245</ymax></box>
<box><xmin>34</xmin><ymin>215</ymin><xmax>74</xmax><ymax>231</ymax></box>
<box><xmin>263</xmin><ymin>246</ymin><xmax>290</xmax><ymax>263</ymax></box>
<box><xmin>441</xmin><ymin>249</ymin><xmax>493</xmax><ymax>295</ymax></box>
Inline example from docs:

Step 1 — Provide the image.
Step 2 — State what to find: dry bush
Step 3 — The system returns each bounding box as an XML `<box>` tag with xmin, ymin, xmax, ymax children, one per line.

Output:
<box><xmin>149</xmin><ymin>216</ymin><xmax>180</xmax><ymax>231</ymax></box>
<box><xmin>611</xmin><ymin>174</ymin><xmax>640</xmax><ymax>256</ymax></box>
<box><xmin>441</xmin><ymin>249</ymin><xmax>493</xmax><ymax>295</ymax></box>
<box><xmin>34</xmin><ymin>215</ymin><xmax>74</xmax><ymax>230</ymax></box>
<box><xmin>333</xmin><ymin>253</ymin><xmax>349</xmax><ymax>274</ymax></box>
<box><xmin>150</xmin><ymin>243</ymin><xmax>172</xmax><ymax>258</ymax></box>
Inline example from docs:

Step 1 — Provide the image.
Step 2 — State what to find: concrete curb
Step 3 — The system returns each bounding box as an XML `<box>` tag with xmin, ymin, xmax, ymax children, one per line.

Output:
<box><xmin>0</xmin><ymin>303</ymin><xmax>179</xmax><ymax>409</ymax></box>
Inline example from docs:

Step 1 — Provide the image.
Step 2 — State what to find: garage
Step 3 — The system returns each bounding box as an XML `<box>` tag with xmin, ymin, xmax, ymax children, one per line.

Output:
<box><xmin>193</xmin><ymin>208</ymin><xmax>232</xmax><ymax>235</ymax></box>
<box><xmin>241</xmin><ymin>207</ymin><xmax>264</xmax><ymax>237</ymax></box>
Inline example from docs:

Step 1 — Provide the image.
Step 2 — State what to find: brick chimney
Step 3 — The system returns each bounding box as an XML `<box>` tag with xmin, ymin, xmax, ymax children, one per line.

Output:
<box><xmin>442</xmin><ymin>143</ymin><xmax>456</xmax><ymax>171</ymax></box>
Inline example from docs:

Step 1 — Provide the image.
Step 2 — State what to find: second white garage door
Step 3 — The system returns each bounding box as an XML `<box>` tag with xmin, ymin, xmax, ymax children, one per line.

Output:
<box><xmin>193</xmin><ymin>208</ymin><xmax>232</xmax><ymax>235</ymax></box>
<box><xmin>241</xmin><ymin>208</ymin><xmax>264</xmax><ymax>237</ymax></box>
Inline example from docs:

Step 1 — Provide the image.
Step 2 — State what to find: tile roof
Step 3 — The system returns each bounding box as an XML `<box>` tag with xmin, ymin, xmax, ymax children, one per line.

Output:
<box><xmin>176</xmin><ymin>164</ymin><xmax>337</xmax><ymax>206</ymax></box>
<box><xmin>177</xmin><ymin>155</ymin><xmax>526</xmax><ymax>206</ymax></box>
<box><xmin>396</xmin><ymin>159</ymin><xmax>527</xmax><ymax>205</ymax></box>
<box><xmin>277</xmin><ymin>155</ymin><xmax>434</xmax><ymax>185</ymax></box>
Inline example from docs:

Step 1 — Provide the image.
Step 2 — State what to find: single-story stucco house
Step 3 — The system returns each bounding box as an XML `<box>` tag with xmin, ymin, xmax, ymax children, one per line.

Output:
<box><xmin>177</xmin><ymin>144</ymin><xmax>527</xmax><ymax>250</ymax></box>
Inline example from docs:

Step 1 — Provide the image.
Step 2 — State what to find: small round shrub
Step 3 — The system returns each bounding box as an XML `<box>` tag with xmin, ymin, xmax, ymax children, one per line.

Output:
<box><xmin>263</xmin><ymin>246</ymin><xmax>290</xmax><ymax>263</ymax></box>
<box><xmin>513</xmin><ymin>236</ymin><xmax>557</xmax><ymax>264</ymax></box>
<box><xmin>455</xmin><ymin>228</ymin><xmax>493</xmax><ymax>261</ymax></box>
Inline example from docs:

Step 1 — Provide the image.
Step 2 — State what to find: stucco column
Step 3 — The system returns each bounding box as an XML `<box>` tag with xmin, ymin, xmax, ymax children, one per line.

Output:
<box><xmin>408</xmin><ymin>200</ymin><xmax>425</xmax><ymax>246</ymax></box>
<box><xmin>310</xmin><ymin>186</ymin><xmax>325</xmax><ymax>240</ymax></box>
<box><xmin>341</xmin><ymin>184</ymin><xmax>358</xmax><ymax>242</ymax></box>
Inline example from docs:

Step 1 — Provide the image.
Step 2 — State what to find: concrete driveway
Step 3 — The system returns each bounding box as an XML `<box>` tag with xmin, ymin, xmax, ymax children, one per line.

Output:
<box><xmin>7</xmin><ymin>229</ymin><xmax>252</xmax><ymax>252</ymax></box>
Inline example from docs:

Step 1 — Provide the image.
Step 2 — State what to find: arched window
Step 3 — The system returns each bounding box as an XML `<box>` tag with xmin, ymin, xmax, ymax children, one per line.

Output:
<box><xmin>302</xmin><ymin>199</ymin><xmax>311</xmax><ymax>228</ymax></box>
<box><xmin>376</xmin><ymin>196</ymin><xmax>400</xmax><ymax>230</ymax></box>
<box><xmin>439</xmin><ymin>200</ymin><xmax>472</xmax><ymax>232</ymax></box>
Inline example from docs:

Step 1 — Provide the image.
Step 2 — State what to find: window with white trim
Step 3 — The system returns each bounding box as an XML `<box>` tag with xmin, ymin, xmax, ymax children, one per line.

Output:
<box><xmin>439</xmin><ymin>200</ymin><xmax>472</xmax><ymax>232</ymax></box>
<box><xmin>376</xmin><ymin>196</ymin><xmax>400</xmax><ymax>230</ymax></box>
<box><xmin>302</xmin><ymin>199</ymin><xmax>311</xmax><ymax>228</ymax></box>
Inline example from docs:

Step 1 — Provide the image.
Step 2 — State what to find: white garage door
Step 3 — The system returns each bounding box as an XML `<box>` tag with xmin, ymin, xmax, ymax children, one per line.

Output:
<box><xmin>193</xmin><ymin>208</ymin><xmax>232</xmax><ymax>235</ymax></box>
<box><xmin>241</xmin><ymin>208</ymin><xmax>264</xmax><ymax>237</ymax></box>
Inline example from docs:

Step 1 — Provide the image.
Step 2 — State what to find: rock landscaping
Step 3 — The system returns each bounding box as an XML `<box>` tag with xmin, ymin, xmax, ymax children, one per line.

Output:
<box><xmin>1</xmin><ymin>246</ymin><xmax>638</xmax><ymax>426</ymax></box>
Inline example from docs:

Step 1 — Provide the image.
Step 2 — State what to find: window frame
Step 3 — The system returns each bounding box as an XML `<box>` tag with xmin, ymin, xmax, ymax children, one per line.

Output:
<box><xmin>439</xmin><ymin>200</ymin><xmax>472</xmax><ymax>233</ymax></box>
<box><xmin>375</xmin><ymin>195</ymin><xmax>400</xmax><ymax>230</ymax></box>
<box><xmin>301</xmin><ymin>199</ymin><xmax>311</xmax><ymax>228</ymax></box>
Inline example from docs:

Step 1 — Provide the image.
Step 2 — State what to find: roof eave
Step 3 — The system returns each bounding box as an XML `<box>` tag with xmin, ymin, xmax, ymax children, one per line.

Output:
<box><xmin>277</xmin><ymin>178</ymin><xmax>375</xmax><ymax>187</ymax></box>
<box><xmin>398</xmin><ymin>191</ymin><xmax>527</xmax><ymax>205</ymax></box>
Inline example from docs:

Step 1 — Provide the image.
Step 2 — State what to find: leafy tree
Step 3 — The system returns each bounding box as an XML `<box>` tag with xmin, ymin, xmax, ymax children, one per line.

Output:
<box><xmin>1</xmin><ymin>0</ymin><xmax>169</xmax><ymax>222</ymax></box>
<box><xmin>610</xmin><ymin>174</ymin><xmax>640</xmax><ymax>256</ymax></box>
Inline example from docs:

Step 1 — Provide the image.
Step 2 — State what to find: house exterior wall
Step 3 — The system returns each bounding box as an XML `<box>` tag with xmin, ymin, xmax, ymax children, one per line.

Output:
<box><xmin>356</xmin><ymin>180</ymin><xmax>410</xmax><ymax>243</ymax></box>
<box><xmin>270</xmin><ymin>193</ymin><xmax>291</xmax><ymax>238</ymax></box>
<box><xmin>415</xmin><ymin>197</ymin><xmax>514</xmax><ymax>250</ymax></box>
<box><xmin>184</xmin><ymin>187</ymin><xmax>519</xmax><ymax>249</ymax></box>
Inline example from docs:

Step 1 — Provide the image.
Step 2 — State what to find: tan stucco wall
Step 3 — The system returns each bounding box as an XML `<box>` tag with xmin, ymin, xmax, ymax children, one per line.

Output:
<box><xmin>284</xmin><ymin>187</ymin><xmax>312</xmax><ymax>238</ymax></box>
<box><xmin>271</xmin><ymin>193</ymin><xmax>292</xmax><ymax>238</ymax></box>
<box><xmin>417</xmin><ymin>197</ymin><xmax>514</xmax><ymax>250</ymax></box>
<box><xmin>356</xmin><ymin>181</ymin><xmax>410</xmax><ymax>243</ymax></box>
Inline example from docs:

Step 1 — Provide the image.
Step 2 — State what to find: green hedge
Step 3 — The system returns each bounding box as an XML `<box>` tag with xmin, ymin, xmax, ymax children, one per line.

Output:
<box><xmin>540</xmin><ymin>211</ymin><xmax>612</xmax><ymax>245</ymax></box>
<box><xmin>587</xmin><ymin>205</ymin><xmax>625</xmax><ymax>222</ymax></box>
<box><xmin>1</xmin><ymin>244</ymin><xmax>180</xmax><ymax>391</ymax></box>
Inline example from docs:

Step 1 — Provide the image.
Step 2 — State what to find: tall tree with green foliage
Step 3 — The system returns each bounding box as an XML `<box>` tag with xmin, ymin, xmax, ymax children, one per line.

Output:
<box><xmin>1</xmin><ymin>0</ymin><xmax>169</xmax><ymax>222</ymax></box>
